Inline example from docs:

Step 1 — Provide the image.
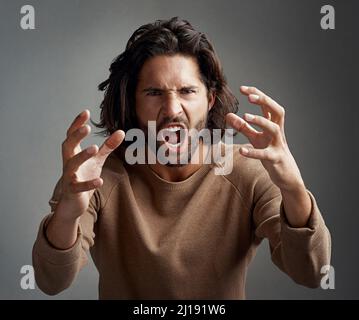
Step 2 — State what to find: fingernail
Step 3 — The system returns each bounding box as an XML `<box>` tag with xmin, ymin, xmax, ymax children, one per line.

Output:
<box><xmin>78</xmin><ymin>109</ymin><xmax>89</xmax><ymax>118</ymax></box>
<box><xmin>87</xmin><ymin>145</ymin><xmax>97</xmax><ymax>154</ymax></box>
<box><xmin>241</xmin><ymin>147</ymin><xmax>249</xmax><ymax>154</ymax></box>
<box><xmin>80</xmin><ymin>125</ymin><xmax>89</xmax><ymax>134</ymax></box>
<box><xmin>249</xmin><ymin>94</ymin><xmax>259</xmax><ymax>101</ymax></box>
<box><xmin>93</xmin><ymin>179</ymin><xmax>102</xmax><ymax>187</ymax></box>
<box><xmin>244</xmin><ymin>113</ymin><xmax>255</xmax><ymax>121</ymax></box>
<box><xmin>241</xmin><ymin>86</ymin><xmax>248</xmax><ymax>90</ymax></box>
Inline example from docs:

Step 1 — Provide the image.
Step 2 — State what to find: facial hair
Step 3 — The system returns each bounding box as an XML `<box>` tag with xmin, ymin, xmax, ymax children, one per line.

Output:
<box><xmin>141</xmin><ymin>112</ymin><xmax>209</xmax><ymax>167</ymax></box>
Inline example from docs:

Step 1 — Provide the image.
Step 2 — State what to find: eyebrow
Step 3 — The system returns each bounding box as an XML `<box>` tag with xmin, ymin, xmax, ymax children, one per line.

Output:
<box><xmin>142</xmin><ymin>86</ymin><xmax>199</xmax><ymax>92</ymax></box>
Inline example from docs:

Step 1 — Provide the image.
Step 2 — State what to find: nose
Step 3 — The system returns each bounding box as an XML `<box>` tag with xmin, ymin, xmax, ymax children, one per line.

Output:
<box><xmin>160</xmin><ymin>91</ymin><xmax>184</xmax><ymax>118</ymax></box>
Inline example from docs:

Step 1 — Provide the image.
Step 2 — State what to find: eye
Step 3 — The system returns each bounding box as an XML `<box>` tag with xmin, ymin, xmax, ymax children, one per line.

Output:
<box><xmin>146</xmin><ymin>90</ymin><xmax>161</xmax><ymax>96</ymax></box>
<box><xmin>179</xmin><ymin>88</ymin><xmax>196</xmax><ymax>95</ymax></box>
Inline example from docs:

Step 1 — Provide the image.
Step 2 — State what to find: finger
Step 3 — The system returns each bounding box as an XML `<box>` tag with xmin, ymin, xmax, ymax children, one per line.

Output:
<box><xmin>66</xmin><ymin>110</ymin><xmax>90</xmax><ymax>138</ymax></box>
<box><xmin>239</xmin><ymin>146</ymin><xmax>276</xmax><ymax>161</ymax></box>
<box><xmin>243</xmin><ymin>113</ymin><xmax>280</xmax><ymax>138</ymax></box>
<box><xmin>69</xmin><ymin>177</ymin><xmax>103</xmax><ymax>193</ymax></box>
<box><xmin>240</xmin><ymin>86</ymin><xmax>285</xmax><ymax>123</ymax></box>
<box><xmin>225</xmin><ymin>113</ymin><xmax>260</xmax><ymax>138</ymax></box>
<box><xmin>62</xmin><ymin>125</ymin><xmax>91</xmax><ymax>163</ymax></box>
<box><xmin>97</xmin><ymin>130</ymin><xmax>125</xmax><ymax>162</ymax></box>
<box><xmin>65</xmin><ymin>145</ymin><xmax>99</xmax><ymax>173</ymax></box>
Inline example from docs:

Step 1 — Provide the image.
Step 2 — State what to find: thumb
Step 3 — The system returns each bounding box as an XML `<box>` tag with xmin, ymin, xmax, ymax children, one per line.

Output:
<box><xmin>97</xmin><ymin>130</ymin><xmax>125</xmax><ymax>163</ymax></box>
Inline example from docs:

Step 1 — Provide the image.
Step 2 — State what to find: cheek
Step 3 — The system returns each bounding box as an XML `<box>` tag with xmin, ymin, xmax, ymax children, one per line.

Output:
<box><xmin>135</xmin><ymin>96</ymin><xmax>159</xmax><ymax>125</ymax></box>
<box><xmin>184</xmin><ymin>96</ymin><xmax>209</xmax><ymax>125</ymax></box>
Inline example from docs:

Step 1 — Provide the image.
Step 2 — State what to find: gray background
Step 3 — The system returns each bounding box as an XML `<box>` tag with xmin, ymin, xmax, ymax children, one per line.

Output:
<box><xmin>0</xmin><ymin>0</ymin><xmax>358</xmax><ymax>299</ymax></box>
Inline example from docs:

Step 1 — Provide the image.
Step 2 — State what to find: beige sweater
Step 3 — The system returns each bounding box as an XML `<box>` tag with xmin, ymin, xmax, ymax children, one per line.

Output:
<box><xmin>32</xmin><ymin>144</ymin><xmax>331</xmax><ymax>299</ymax></box>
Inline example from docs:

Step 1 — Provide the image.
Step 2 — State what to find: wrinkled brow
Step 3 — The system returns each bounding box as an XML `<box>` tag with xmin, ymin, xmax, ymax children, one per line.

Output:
<box><xmin>142</xmin><ymin>85</ymin><xmax>199</xmax><ymax>92</ymax></box>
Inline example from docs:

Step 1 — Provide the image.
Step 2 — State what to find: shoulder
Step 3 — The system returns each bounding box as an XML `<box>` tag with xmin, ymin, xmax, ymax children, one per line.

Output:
<box><xmin>223</xmin><ymin>143</ymin><xmax>267</xmax><ymax>183</ymax></box>
<box><xmin>219</xmin><ymin>143</ymin><xmax>273</xmax><ymax>202</ymax></box>
<box><xmin>96</xmin><ymin>152</ymin><xmax>128</xmax><ymax>204</ymax></box>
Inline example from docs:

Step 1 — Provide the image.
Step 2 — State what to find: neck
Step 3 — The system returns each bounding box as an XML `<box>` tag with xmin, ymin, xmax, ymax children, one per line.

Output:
<box><xmin>149</xmin><ymin>142</ymin><xmax>209</xmax><ymax>182</ymax></box>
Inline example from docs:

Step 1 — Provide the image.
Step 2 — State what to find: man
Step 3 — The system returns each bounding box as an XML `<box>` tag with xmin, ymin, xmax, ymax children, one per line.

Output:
<box><xmin>32</xmin><ymin>17</ymin><xmax>331</xmax><ymax>299</ymax></box>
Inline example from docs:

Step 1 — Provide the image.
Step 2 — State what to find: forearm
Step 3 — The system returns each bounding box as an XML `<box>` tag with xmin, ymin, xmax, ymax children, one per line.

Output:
<box><xmin>46</xmin><ymin>199</ymin><xmax>81</xmax><ymax>250</ymax></box>
<box><xmin>32</xmin><ymin>210</ymin><xmax>86</xmax><ymax>295</ymax></box>
<box><xmin>280</xmin><ymin>181</ymin><xmax>312</xmax><ymax>228</ymax></box>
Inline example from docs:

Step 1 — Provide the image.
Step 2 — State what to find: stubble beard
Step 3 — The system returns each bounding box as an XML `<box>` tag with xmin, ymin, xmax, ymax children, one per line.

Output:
<box><xmin>141</xmin><ymin>115</ymin><xmax>208</xmax><ymax>167</ymax></box>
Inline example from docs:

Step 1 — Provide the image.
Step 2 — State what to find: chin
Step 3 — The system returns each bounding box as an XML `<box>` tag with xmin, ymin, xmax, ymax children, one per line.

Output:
<box><xmin>165</xmin><ymin>163</ymin><xmax>189</xmax><ymax>168</ymax></box>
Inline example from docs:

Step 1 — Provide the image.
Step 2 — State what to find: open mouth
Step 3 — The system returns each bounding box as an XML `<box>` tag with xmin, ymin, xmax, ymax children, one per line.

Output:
<box><xmin>159</xmin><ymin>124</ymin><xmax>188</xmax><ymax>150</ymax></box>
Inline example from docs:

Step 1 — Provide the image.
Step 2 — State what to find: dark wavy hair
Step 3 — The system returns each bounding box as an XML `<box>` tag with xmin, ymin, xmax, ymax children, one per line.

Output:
<box><xmin>92</xmin><ymin>17</ymin><xmax>238</xmax><ymax>149</ymax></box>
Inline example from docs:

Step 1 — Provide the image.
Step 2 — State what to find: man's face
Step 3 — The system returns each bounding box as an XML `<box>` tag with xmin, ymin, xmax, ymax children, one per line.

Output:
<box><xmin>135</xmin><ymin>54</ymin><xmax>215</xmax><ymax>165</ymax></box>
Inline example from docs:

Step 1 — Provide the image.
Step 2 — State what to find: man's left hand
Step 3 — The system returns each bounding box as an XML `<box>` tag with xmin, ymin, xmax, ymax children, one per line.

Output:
<box><xmin>226</xmin><ymin>86</ymin><xmax>305</xmax><ymax>192</ymax></box>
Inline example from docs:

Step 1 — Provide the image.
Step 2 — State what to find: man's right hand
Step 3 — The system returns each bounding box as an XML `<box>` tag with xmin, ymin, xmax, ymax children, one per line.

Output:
<box><xmin>46</xmin><ymin>110</ymin><xmax>125</xmax><ymax>249</ymax></box>
<box><xmin>59</xmin><ymin>109</ymin><xmax>125</xmax><ymax>221</ymax></box>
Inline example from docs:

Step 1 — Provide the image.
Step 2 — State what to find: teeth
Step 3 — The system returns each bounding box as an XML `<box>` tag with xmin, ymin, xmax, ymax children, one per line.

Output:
<box><xmin>164</xmin><ymin>126</ymin><xmax>182</xmax><ymax>132</ymax></box>
<box><xmin>161</xmin><ymin>126</ymin><xmax>186</xmax><ymax>147</ymax></box>
<box><xmin>166</xmin><ymin>142</ymin><xmax>181</xmax><ymax>147</ymax></box>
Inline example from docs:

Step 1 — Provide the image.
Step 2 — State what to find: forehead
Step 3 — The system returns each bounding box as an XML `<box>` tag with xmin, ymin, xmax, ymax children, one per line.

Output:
<box><xmin>137</xmin><ymin>54</ymin><xmax>203</xmax><ymax>87</ymax></box>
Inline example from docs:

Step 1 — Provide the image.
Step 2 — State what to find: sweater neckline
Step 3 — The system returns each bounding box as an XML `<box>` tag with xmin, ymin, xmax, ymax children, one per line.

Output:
<box><xmin>132</xmin><ymin>162</ymin><xmax>213</xmax><ymax>191</ymax></box>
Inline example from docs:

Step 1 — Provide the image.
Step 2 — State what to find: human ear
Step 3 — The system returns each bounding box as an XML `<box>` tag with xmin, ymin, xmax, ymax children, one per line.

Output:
<box><xmin>208</xmin><ymin>90</ymin><xmax>216</xmax><ymax>111</ymax></box>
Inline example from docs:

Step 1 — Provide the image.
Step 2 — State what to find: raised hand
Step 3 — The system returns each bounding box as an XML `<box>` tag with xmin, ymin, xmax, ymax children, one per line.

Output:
<box><xmin>45</xmin><ymin>110</ymin><xmax>125</xmax><ymax>249</ymax></box>
<box><xmin>226</xmin><ymin>86</ymin><xmax>304</xmax><ymax>192</ymax></box>
<box><xmin>58</xmin><ymin>109</ymin><xmax>124</xmax><ymax>221</ymax></box>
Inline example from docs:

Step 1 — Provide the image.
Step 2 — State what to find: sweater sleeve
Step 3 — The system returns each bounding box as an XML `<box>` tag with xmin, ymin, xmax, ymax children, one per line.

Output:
<box><xmin>32</xmin><ymin>177</ymin><xmax>100</xmax><ymax>295</ymax></box>
<box><xmin>252</xmin><ymin>169</ymin><xmax>332</xmax><ymax>288</ymax></box>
